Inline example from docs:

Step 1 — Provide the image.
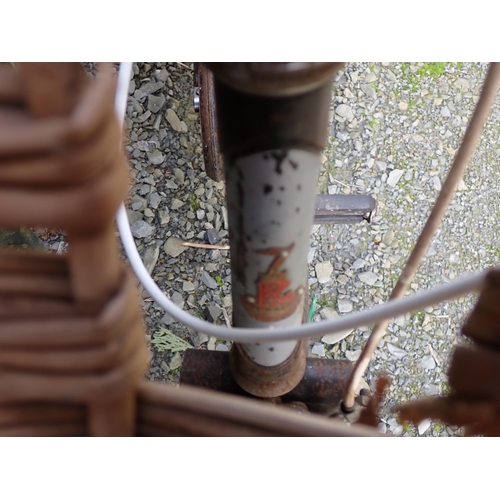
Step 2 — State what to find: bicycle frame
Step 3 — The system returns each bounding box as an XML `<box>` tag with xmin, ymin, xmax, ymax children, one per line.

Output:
<box><xmin>182</xmin><ymin>63</ymin><xmax>356</xmax><ymax>403</ymax></box>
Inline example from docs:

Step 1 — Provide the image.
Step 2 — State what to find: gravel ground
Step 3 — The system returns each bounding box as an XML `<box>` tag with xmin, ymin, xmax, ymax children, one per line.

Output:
<box><xmin>121</xmin><ymin>62</ymin><xmax>500</xmax><ymax>437</ymax></box>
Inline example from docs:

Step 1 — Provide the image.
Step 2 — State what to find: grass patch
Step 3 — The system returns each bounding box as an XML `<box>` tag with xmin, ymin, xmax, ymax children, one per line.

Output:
<box><xmin>399</xmin><ymin>62</ymin><xmax>447</xmax><ymax>93</ymax></box>
<box><xmin>432</xmin><ymin>421</ymin><xmax>446</xmax><ymax>434</ymax></box>
<box><xmin>190</xmin><ymin>193</ymin><xmax>200</xmax><ymax>212</ymax></box>
<box><xmin>416</xmin><ymin>62</ymin><xmax>446</xmax><ymax>79</ymax></box>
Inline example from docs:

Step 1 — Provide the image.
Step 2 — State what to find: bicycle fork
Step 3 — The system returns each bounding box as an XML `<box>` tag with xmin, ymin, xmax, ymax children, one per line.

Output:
<box><xmin>182</xmin><ymin>63</ymin><xmax>355</xmax><ymax>408</ymax></box>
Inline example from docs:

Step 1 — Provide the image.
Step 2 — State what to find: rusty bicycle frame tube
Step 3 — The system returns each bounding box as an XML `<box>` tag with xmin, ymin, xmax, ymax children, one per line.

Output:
<box><xmin>181</xmin><ymin>349</ymin><xmax>353</xmax><ymax>415</ymax></box>
<box><xmin>206</xmin><ymin>63</ymin><xmax>343</xmax><ymax>397</ymax></box>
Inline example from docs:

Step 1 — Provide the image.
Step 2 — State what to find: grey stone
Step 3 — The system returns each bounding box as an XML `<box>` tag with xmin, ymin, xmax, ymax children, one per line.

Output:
<box><xmin>143</xmin><ymin>243</ymin><xmax>160</xmax><ymax>273</ymax></box>
<box><xmin>134</xmin><ymin>111</ymin><xmax>151</xmax><ymax>123</ymax></box>
<box><xmin>163</xmin><ymin>237</ymin><xmax>188</xmax><ymax>258</ymax></box>
<box><xmin>365</xmin><ymin>72</ymin><xmax>377</xmax><ymax>83</ymax></box>
<box><xmin>420</xmin><ymin>355</ymin><xmax>436</xmax><ymax>370</ymax></box>
<box><xmin>147</xmin><ymin>150</ymin><xmax>164</xmax><ymax>165</ymax></box>
<box><xmin>131</xmin><ymin>220</ymin><xmax>154</xmax><ymax>238</ymax></box>
<box><xmin>221</xmin><ymin>206</ymin><xmax>229</xmax><ymax>230</ymax></box>
<box><xmin>352</xmin><ymin>258</ymin><xmax>366</xmax><ymax>270</ymax></box>
<box><xmin>160</xmin><ymin>312</ymin><xmax>175</xmax><ymax>325</ymax></box>
<box><xmin>393</xmin><ymin>425</ymin><xmax>403</xmax><ymax>436</ymax></box>
<box><xmin>139</xmin><ymin>82</ymin><xmax>164</xmax><ymax>96</ymax></box>
<box><xmin>183</xmin><ymin>281</ymin><xmax>195</xmax><ymax>292</ymax></box>
<box><xmin>441</xmin><ymin>106</ymin><xmax>451</xmax><ymax>118</ymax></box>
<box><xmin>454</xmin><ymin>78</ymin><xmax>470</xmax><ymax>91</ymax></box>
<box><xmin>166</xmin><ymin>108</ymin><xmax>182</xmax><ymax>132</ymax></box>
<box><xmin>387</xmin><ymin>343</ymin><xmax>408</xmax><ymax>360</ymax></box>
<box><xmin>377</xmin><ymin>423</ymin><xmax>387</xmax><ymax>434</ymax></box>
<box><xmin>315</xmin><ymin>261</ymin><xmax>333</xmax><ymax>284</ymax></box>
<box><xmin>345</xmin><ymin>350</ymin><xmax>362</xmax><ymax>362</ymax></box>
<box><xmin>158</xmin><ymin>210</ymin><xmax>170</xmax><ymax>225</ymax></box>
<box><xmin>457</xmin><ymin>178</ymin><xmax>467</xmax><ymax>191</ymax></box>
<box><xmin>201</xmin><ymin>271</ymin><xmax>218</xmax><ymax>289</ymax></box>
<box><xmin>207</xmin><ymin>337</ymin><xmax>217</xmax><ymax>351</ymax></box>
<box><xmin>222</xmin><ymin>295</ymin><xmax>232</xmax><ymax>308</ymax></box>
<box><xmin>307</xmin><ymin>247</ymin><xmax>316</xmax><ymax>264</ymax></box>
<box><xmin>173</xmin><ymin>168</ymin><xmax>185</xmax><ymax>184</ymax></box>
<box><xmin>171</xmin><ymin>199</ymin><xmax>184</xmax><ymax>210</ymax></box>
<box><xmin>147</xmin><ymin>94</ymin><xmax>166</xmax><ymax>113</ymax></box>
<box><xmin>311</xmin><ymin>343</ymin><xmax>325</xmax><ymax>357</ymax></box>
<box><xmin>208</xmin><ymin>303</ymin><xmax>222</xmax><ymax>321</ymax></box>
<box><xmin>169</xmin><ymin>352</ymin><xmax>182</xmax><ymax>371</ymax></box>
<box><xmin>360</xmin><ymin>84</ymin><xmax>376</xmax><ymax>98</ymax></box>
<box><xmin>382</xmin><ymin>230</ymin><xmax>395</xmax><ymax>245</ymax></box>
<box><xmin>322</xmin><ymin>329</ymin><xmax>352</xmax><ymax>345</ymax></box>
<box><xmin>155</xmin><ymin>69</ymin><xmax>169</xmax><ymax>82</ymax></box>
<box><xmin>338</xmin><ymin>299</ymin><xmax>353</xmax><ymax>313</ymax></box>
<box><xmin>319</xmin><ymin>307</ymin><xmax>338</xmax><ymax>320</ymax></box>
<box><xmin>432</xmin><ymin>176</ymin><xmax>442</xmax><ymax>191</ymax></box>
<box><xmin>171</xmin><ymin>292</ymin><xmax>184</xmax><ymax>309</ymax></box>
<box><xmin>418</xmin><ymin>419</ymin><xmax>431</xmax><ymax>435</ymax></box>
<box><xmin>358</xmin><ymin>271</ymin><xmax>380</xmax><ymax>286</ymax></box>
<box><xmin>423</xmin><ymin>383</ymin><xmax>440</xmax><ymax>396</ymax></box>
<box><xmin>126</xmin><ymin>209</ymin><xmax>142</xmax><ymax>224</ymax></box>
<box><xmin>149</xmin><ymin>192</ymin><xmax>162</xmax><ymax>209</ymax></box>
<box><xmin>335</xmin><ymin>104</ymin><xmax>354</xmax><ymax>121</ymax></box>
<box><xmin>216</xmin><ymin>344</ymin><xmax>229</xmax><ymax>352</ymax></box>
<box><xmin>206</xmin><ymin>228</ymin><xmax>220</xmax><ymax>245</ymax></box>
<box><xmin>192</xmin><ymin>332</ymin><xmax>209</xmax><ymax>347</ymax></box>
<box><xmin>387</xmin><ymin>169</ymin><xmax>403</xmax><ymax>187</ymax></box>
<box><xmin>135</xmin><ymin>140</ymin><xmax>157</xmax><ymax>152</ymax></box>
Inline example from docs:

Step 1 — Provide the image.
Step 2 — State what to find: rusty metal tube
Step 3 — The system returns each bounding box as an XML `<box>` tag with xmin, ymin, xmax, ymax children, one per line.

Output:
<box><xmin>209</xmin><ymin>63</ymin><xmax>340</xmax><ymax>397</ymax></box>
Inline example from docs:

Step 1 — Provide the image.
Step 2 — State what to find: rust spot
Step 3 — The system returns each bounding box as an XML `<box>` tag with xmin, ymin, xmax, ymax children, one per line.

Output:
<box><xmin>289</xmin><ymin>159</ymin><xmax>298</xmax><ymax>170</ymax></box>
<box><xmin>263</xmin><ymin>184</ymin><xmax>273</xmax><ymax>194</ymax></box>
<box><xmin>240</xmin><ymin>243</ymin><xmax>304</xmax><ymax>322</ymax></box>
<box><xmin>269</xmin><ymin>347</ymin><xmax>275</xmax><ymax>352</ymax></box>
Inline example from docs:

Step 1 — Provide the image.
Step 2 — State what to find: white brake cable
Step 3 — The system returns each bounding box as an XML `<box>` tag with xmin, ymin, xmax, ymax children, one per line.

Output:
<box><xmin>114</xmin><ymin>62</ymin><xmax>488</xmax><ymax>343</ymax></box>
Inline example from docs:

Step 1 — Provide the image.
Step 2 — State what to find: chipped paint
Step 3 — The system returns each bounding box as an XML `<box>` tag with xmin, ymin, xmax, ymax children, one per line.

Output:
<box><xmin>241</xmin><ymin>244</ymin><xmax>305</xmax><ymax>322</ymax></box>
<box><xmin>225</xmin><ymin>148</ymin><xmax>321</xmax><ymax>366</ymax></box>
